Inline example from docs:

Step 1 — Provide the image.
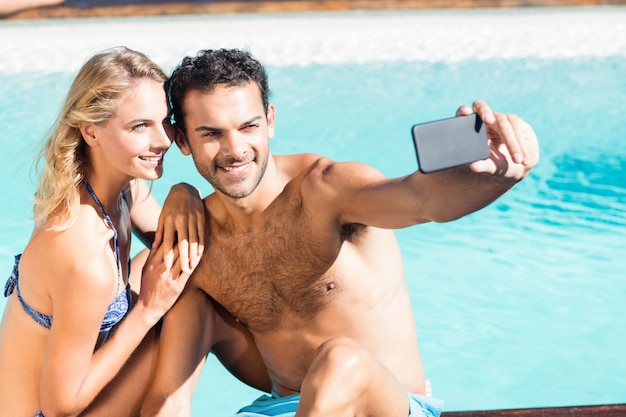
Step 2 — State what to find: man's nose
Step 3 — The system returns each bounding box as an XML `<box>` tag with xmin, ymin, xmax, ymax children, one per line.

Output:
<box><xmin>222</xmin><ymin>131</ymin><xmax>248</xmax><ymax>160</ymax></box>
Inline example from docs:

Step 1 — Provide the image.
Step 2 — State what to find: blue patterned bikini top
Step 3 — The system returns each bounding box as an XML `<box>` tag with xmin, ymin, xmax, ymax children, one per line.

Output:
<box><xmin>3</xmin><ymin>179</ymin><xmax>132</xmax><ymax>333</ymax></box>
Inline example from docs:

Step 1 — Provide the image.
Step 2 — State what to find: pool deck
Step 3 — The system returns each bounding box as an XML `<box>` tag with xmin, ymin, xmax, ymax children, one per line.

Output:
<box><xmin>3</xmin><ymin>0</ymin><xmax>625</xmax><ymax>20</ymax></box>
<box><xmin>1</xmin><ymin>4</ymin><xmax>625</xmax><ymax>76</ymax></box>
<box><xmin>443</xmin><ymin>403</ymin><xmax>626</xmax><ymax>416</ymax></box>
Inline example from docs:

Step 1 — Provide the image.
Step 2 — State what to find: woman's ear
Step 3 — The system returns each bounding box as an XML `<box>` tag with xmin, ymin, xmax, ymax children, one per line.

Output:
<box><xmin>79</xmin><ymin>123</ymin><xmax>99</xmax><ymax>147</ymax></box>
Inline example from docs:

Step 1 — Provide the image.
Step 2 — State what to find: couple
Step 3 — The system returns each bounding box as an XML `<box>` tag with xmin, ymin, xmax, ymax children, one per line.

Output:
<box><xmin>0</xmin><ymin>46</ymin><xmax>539</xmax><ymax>417</ymax></box>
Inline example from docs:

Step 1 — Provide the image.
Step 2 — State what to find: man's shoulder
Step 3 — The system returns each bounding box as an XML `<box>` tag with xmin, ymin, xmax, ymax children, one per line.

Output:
<box><xmin>277</xmin><ymin>152</ymin><xmax>331</xmax><ymax>168</ymax></box>
<box><xmin>281</xmin><ymin>153</ymin><xmax>341</xmax><ymax>178</ymax></box>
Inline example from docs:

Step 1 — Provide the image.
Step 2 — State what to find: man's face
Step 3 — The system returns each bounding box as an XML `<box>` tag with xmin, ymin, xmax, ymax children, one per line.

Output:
<box><xmin>177</xmin><ymin>82</ymin><xmax>275</xmax><ymax>200</ymax></box>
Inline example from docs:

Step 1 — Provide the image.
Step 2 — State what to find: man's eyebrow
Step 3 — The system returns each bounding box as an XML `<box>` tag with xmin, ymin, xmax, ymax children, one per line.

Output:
<box><xmin>242</xmin><ymin>116</ymin><xmax>263</xmax><ymax>126</ymax></box>
<box><xmin>194</xmin><ymin>116</ymin><xmax>264</xmax><ymax>133</ymax></box>
<box><xmin>195</xmin><ymin>125</ymin><xmax>221</xmax><ymax>133</ymax></box>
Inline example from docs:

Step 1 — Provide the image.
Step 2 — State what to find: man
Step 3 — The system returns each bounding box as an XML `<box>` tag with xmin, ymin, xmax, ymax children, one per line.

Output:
<box><xmin>142</xmin><ymin>48</ymin><xmax>539</xmax><ymax>417</ymax></box>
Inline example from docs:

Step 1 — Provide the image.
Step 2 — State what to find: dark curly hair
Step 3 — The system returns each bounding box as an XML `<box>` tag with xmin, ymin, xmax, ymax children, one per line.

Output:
<box><xmin>166</xmin><ymin>48</ymin><xmax>271</xmax><ymax>135</ymax></box>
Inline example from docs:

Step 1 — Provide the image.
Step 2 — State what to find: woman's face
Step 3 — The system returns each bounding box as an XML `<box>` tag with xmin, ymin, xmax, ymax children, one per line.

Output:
<box><xmin>91</xmin><ymin>78</ymin><xmax>173</xmax><ymax>182</ymax></box>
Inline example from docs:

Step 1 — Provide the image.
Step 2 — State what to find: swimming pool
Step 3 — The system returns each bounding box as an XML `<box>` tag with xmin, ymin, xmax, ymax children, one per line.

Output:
<box><xmin>1</xmin><ymin>7</ymin><xmax>625</xmax><ymax>413</ymax></box>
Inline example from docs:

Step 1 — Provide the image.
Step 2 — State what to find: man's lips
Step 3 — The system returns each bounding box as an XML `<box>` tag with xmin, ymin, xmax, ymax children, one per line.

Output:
<box><xmin>221</xmin><ymin>163</ymin><xmax>250</xmax><ymax>172</ymax></box>
<box><xmin>218</xmin><ymin>160</ymin><xmax>253</xmax><ymax>179</ymax></box>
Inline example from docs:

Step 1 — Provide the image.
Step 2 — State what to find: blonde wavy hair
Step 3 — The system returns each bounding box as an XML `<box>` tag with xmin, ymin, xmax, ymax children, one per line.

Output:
<box><xmin>33</xmin><ymin>46</ymin><xmax>167</xmax><ymax>230</ymax></box>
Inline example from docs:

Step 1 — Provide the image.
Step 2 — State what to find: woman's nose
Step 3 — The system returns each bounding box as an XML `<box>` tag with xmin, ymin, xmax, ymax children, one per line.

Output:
<box><xmin>156</xmin><ymin>122</ymin><xmax>174</xmax><ymax>148</ymax></box>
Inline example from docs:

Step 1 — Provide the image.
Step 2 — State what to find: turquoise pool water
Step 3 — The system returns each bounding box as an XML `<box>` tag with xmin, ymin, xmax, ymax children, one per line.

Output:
<box><xmin>1</xmin><ymin>51</ymin><xmax>625</xmax><ymax>413</ymax></box>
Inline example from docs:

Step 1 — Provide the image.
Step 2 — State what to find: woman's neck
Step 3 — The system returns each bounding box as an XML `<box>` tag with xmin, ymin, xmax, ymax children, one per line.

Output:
<box><xmin>82</xmin><ymin>173</ymin><xmax>130</xmax><ymax>217</ymax></box>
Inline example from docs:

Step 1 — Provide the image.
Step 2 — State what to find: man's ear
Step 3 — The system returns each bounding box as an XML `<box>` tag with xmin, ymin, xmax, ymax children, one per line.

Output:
<box><xmin>172</xmin><ymin>124</ymin><xmax>191</xmax><ymax>156</ymax></box>
<box><xmin>79</xmin><ymin>123</ymin><xmax>99</xmax><ymax>147</ymax></box>
<box><xmin>267</xmin><ymin>103</ymin><xmax>276</xmax><ymax>140</ymax></box>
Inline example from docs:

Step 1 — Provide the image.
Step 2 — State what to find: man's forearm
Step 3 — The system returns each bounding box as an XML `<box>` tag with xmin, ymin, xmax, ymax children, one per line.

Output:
<box><xmin>416</xmin><ymin>166</ymin><xmax>519</xmax><ymax>223</ymax></box>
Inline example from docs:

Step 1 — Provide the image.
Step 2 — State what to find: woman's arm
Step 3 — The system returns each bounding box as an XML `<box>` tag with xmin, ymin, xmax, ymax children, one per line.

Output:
<box><xmin>39</xmin><ymin>227</ymin><xmax>193</xmax><ymax>416</ymax></box>
<box><xmin>140</xmin><ymin>286</ymin><xmax>214</xmax><ymax>417</ymax></box>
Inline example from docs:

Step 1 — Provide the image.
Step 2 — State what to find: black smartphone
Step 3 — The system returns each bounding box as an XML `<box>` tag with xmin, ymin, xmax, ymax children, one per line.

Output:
<box><xmin>411</xmin><ymin>113</ymin><xmax>490</xmax><ymax>174</ymax></box>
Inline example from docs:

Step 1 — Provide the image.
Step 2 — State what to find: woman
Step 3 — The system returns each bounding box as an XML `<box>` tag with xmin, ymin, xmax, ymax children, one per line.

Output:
<box><xmin>0</xmin><ymin>46</ymin><xmax>203</xmax><ymax>417</ymax></box>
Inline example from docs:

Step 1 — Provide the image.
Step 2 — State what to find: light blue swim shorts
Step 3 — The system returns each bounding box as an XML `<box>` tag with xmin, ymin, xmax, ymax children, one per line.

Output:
<box><xmin>231</xmin><ymin>391</ymin><xmax>443</xmax><ymax>417</ymax></box>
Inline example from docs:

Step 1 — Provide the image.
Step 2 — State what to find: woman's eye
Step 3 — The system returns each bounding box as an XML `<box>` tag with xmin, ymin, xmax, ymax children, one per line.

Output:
<box><xmin>133</xmin><ymin>123</ymin><xmax>148</xmax><ymax>131</ymax></box>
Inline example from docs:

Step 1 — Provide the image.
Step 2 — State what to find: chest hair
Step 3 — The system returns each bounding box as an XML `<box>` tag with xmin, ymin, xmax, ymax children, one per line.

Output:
<box><xmin>200</xmin><ymin>200</ymin><xmax>363</xmax><ymax>331</ymax></box>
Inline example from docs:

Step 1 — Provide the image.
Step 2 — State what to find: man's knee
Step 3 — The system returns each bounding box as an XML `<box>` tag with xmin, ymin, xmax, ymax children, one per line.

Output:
<box><xmin>310</xmin><ymin>337</ymin><xmax>372</xmax><ymax>391</ymax></box>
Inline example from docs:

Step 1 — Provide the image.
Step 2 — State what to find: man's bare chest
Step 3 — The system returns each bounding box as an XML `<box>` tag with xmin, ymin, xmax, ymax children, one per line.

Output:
<box><xmin>198</xmin><ymin>216</ymin><xmax>342</xmax><ymax>331</ymax></box>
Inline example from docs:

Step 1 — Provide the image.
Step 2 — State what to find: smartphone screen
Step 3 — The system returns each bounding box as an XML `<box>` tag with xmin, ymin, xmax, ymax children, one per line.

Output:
<box><xmin>411</xmin><ymin>113</ymin><xmax>489</xmax><ymax>174</ymax></box>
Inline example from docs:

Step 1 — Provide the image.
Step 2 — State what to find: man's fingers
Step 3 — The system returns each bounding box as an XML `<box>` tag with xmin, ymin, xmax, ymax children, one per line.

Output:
<box><xmin>456</xmin><ymin>104</ymin><xmax>472</xmax><ymax>117</ymax></box>
<box><xmin>493</xmin><ymin>113</ymin><xmax>524</xmax><ymax>164</ymax></box>
<box><xmin>472</xmin><ymin>99</ymin><xmax>495</xmax><ymax>124</ymax></box>
<box><xmin>510</xmin><ymin>115</ymin><xmax>530</xmax><ymax>165</ymax></box>
<box><xmin>160</xmin><ymin>217</ymin><xmax>178</xmax><ymax>266</ymax></box>
<box><xmin>153</xmin><ymin>217</ymin><xmax>164</xmax><ymax>249</ymax></box>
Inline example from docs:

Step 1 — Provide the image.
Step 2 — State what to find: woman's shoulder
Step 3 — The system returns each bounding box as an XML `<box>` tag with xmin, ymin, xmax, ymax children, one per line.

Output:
<box><xmin>24</xmin><ymin>203</ymin><xmax>115</xmax><ymax>287</ymax></box>
<box><xmin>32</xmin><ymin>200</ymin><xmax>111</xmax><ymax>247</ymax></box>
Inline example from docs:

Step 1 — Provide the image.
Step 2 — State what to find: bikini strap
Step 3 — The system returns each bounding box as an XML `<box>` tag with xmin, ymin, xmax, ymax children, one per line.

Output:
<box><xmin>4</xmin><ymin>254</ymin><xmax>53</xmax><ymax>328</ymax></box>
<box><xmin>4</xmin><ymin>254</ymin><xmax>19</xmax><ymax>297</ymax></box>
<box><xmin>83</xmin><ymin>179</ymin><xmax>123</xmax><ymax>292</ymax></box>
